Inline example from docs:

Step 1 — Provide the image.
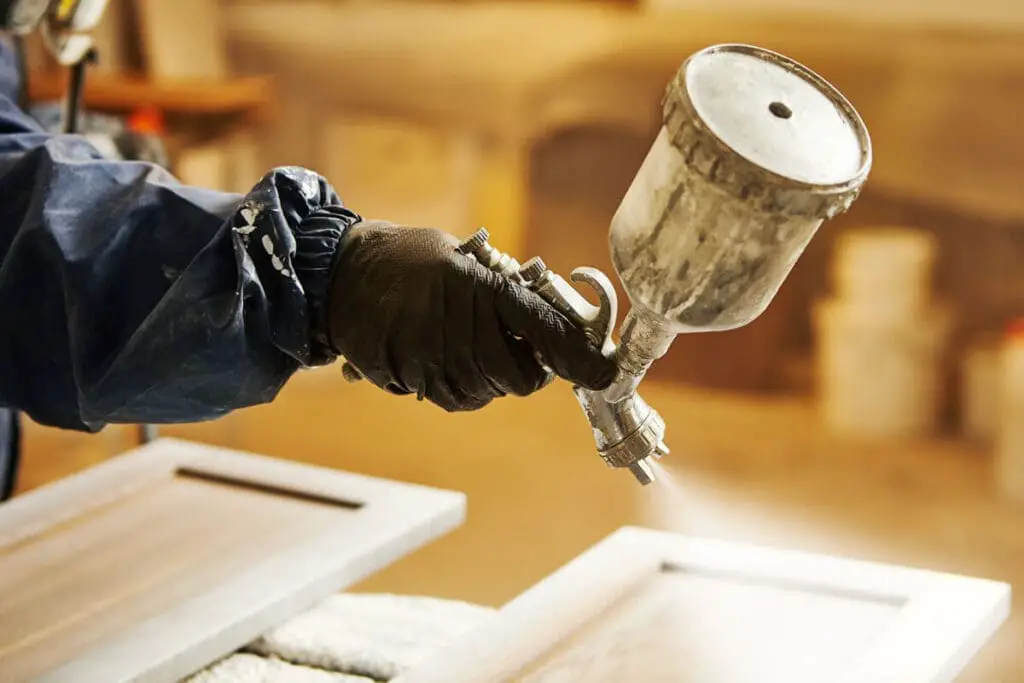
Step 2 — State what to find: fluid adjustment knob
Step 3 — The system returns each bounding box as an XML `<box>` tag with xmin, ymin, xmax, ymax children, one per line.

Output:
<box><xmin>519</xmin><ymin>257</ymin><xmax>548</xmax><ymax>282</ymax></box>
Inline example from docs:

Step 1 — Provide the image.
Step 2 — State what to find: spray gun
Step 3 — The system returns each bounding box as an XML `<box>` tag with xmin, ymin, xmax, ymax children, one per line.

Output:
<box><xmin>448</xmin><ymin>227</ymin><xmax>670</xmax><ymax>485</ymax></box>
<box><xmin>345</xmin><ymin>43</ymin><xmax>872</xmax><ymax>486</ymax></box>
<box><xmin>3</xmin><ymin>0</ymin><xmax>110</xmax><ymax>62</ymax></box>
<box><xmin>4</xmin><ymin>0</ymin><xmax>112</xmax><ymax>132</ymax></box>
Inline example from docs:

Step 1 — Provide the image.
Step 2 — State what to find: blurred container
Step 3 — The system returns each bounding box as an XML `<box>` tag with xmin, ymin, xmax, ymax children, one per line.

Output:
<box><xmin>831</xmin><ymin>227</ymin><xmax>937</xmax><ymax>317</ymax></box>
<box><xmin>995</xmin><ymin>320</ymin><xmax>1024</xmax><ymax>502</ymax></box>
<box><xmin>815</xmin><ymin>226</ymin><xmax>949</xmax><ymax>438</ymax></box>
<box><xmin>961</xmin><ymin>336</ymin><xmax>1001</xmax><ymax>443</ymax></box>
<box><xmin>814</xmin><ymin>299</ymin><xmax>950</xmax><ymax>438</ymax></box>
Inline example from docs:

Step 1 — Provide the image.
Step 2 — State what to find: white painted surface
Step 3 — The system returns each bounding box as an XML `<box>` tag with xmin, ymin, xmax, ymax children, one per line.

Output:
<box><xmin>392</xmin><ymin>527</ymin><xmax>1010</xmax><ymax>683</ymax></box>
<box><xmin>520</xmin><ymin>570</ymin><xmax>899</xmax><ymax>682</ymax></box>
<box><xmin>0</xmin><ymin>439</ymin><xmax>466</xmax><ymax>683</ymax></box>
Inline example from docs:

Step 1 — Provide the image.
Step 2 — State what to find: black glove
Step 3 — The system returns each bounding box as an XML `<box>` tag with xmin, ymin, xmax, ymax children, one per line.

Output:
<box><xmin>327</xmin><ymin>221</ymin><xmax>618</xmax><ymax>412</ymax></box>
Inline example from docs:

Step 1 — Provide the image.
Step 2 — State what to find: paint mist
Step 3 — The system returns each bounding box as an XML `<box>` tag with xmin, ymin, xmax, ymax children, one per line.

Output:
<box><xmin>641</xmin><ymin>459</ymin><xmax>694</xmax><ymax>533</ymax></box>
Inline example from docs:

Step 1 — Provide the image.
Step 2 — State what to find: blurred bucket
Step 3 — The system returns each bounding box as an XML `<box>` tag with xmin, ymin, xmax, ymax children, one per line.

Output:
<box><xmin>813</xmin><ymin>298</ymin><xmax>951</xmax><ymax>440</ymax></box>
<box><xmin>831</xmin><ymin>227</ymin><xmax>937</xmax><ymax>318</ymax></box>
<box><xmin>815</xmin><ymin>225</ymin><xmax>949</xmax><ymax>439</ymax></box>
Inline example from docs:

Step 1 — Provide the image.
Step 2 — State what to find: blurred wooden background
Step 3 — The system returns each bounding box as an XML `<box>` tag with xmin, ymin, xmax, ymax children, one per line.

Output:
<box><xmin>23</xmin><ymin>0</ymin><xmax>1022</xmax><ymax>399</ymax></box>
<box><xmin>221</xmin><ymin>0</ymin><xmax>1024</xmax><ymax>402</ymax></box>
<box><xmin>12</xmin><ymin>0</ymin><xmax>1024</xmax><ymax>679</ymax></box>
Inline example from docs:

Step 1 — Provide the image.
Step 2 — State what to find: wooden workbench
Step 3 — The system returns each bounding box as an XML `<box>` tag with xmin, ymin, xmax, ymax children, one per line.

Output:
<box><xmin>25</xmin><ymin>72</ymin><xmax>272</xmax><ymax>122</ymax></box>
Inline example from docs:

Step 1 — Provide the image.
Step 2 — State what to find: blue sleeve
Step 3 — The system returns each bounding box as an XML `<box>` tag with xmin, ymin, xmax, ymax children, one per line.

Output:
<box><xmin>0</xmin><ymin>42</ymin><xmax>361</xmax><ymax>431</ymax></box>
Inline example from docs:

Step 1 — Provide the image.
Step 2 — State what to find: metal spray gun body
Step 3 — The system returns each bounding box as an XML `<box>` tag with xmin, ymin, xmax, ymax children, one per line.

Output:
<box><xmin>346</xmin><ymin>44</ymin><xmax>872</xmax><ymax>486</ymax></box>
<box><xmin>455</xmin><ymin>228</ymin><xmax>670</xmax><ymax>485</ymax></box>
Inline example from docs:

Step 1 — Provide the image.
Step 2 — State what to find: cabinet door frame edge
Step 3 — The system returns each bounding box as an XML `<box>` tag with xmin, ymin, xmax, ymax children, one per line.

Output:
<box><xmin>393</xmin><ymin>525</ymin><xmax>1011</xmax><ymax>683</ymax></box>
<box><xmin>1</xmin><ymin>437</ymin><xmax>466</xmax><ymax>683</ymax></box>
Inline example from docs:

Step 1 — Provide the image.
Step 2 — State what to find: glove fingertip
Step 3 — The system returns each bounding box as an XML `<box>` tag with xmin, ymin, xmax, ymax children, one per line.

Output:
<box><xmin>579</xmin><ymin>357</ymin><xmax>619</xmax><ymax>391</ymax></box>
<box><xmin>553</xmin><ymin>350</ymin><xmax>618</xmax><ymax>391</ymax></box>
<box><xmin>484</xmin><ymin>270</ymin><xmax>618</xmax><ymax>391</ymax></box>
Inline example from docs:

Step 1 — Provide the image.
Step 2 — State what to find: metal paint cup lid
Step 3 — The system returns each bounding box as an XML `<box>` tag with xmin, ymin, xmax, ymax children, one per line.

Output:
<box><xmin>663</xmin><ymin>44</ymin><xmax>872</xmax><ymax>218</ymax></box>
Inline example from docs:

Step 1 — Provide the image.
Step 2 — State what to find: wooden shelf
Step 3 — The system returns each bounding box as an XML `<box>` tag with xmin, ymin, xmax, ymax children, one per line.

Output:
<box><xmin>26</xmin><ymin>71</ymin><xmax>273</xmax><ymax>118</ymax></box>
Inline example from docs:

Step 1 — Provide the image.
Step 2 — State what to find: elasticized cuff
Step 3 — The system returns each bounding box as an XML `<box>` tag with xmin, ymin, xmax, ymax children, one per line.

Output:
<box><xmin>292</xmin><ymin>205</ymin><xmax>361</xmax><ymax>365</ymax></box>
<box><xmin>234</xmin><ymin>166</ymin><xmax>362</xmax><ymax>368</ymax></box>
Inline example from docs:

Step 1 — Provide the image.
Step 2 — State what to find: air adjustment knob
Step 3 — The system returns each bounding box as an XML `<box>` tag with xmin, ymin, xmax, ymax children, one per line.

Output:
<box><xmin>457</xmin><ymin>228</ymin><xmax>490</xmax><ymax>255</ymax></box>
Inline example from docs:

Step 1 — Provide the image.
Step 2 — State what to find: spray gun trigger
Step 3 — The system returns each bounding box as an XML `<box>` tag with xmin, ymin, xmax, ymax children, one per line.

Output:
<box><xmin>567</xmin><ymin>267</ymin><xmax>618</xmax><ymax>356</ymax></box>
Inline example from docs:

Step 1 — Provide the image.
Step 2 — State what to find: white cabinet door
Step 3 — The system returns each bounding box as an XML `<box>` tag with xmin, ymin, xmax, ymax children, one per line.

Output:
<box><xmin>394</xmin><ymin>526</ymin><xmax>1010</xmax><ymax>683</ymax></box>
<box><xmin>0</xmin><ymin>438</ymin><xmax>465</xmax><ymax>683</ymax></box>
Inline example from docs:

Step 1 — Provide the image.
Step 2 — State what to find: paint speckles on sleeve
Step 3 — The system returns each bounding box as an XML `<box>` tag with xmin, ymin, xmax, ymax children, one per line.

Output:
<box><xmin>294</xmin><ymin>169</ymin><xmax>321</xmax><ymax>201</ymax></box>
<box><xmin>236</xmin><ymin>206</ymin><xmax>259</xmax><ymax>236</ymax></box>
<box><xmin>224</xmin><ymin>166</ymin><xmax>358</xmax><ymax>368</ymax></box>
<box><xmin>233</xmin><ymin>201</ymin><xmax>292</xmax><ymax>279</ymax></box>
<box><xmin>261</xmin><ymin>233</ymin><xmax>290</xmax><ymax>277</ymax></box>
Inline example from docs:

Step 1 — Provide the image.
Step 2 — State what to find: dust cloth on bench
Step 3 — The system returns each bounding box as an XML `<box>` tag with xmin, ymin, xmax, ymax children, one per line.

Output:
<box><xmin>185</xmin><ymin>593</ymin><xmax>495</xmax><ymax>682</ymax></box>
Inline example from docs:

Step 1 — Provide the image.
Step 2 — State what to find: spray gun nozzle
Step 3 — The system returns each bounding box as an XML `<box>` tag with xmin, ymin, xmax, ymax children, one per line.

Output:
<box><xmin>629</xmin><ymin>459</ymin><xmax>656</xmax><ymax>486</ymax></box>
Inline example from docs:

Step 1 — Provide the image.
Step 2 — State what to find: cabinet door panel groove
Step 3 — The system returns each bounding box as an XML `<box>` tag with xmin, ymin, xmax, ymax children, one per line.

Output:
<box><xmin>0</xmin><ymin>438</ymin><xmax>465</xmax><ymax>683</ymax></box>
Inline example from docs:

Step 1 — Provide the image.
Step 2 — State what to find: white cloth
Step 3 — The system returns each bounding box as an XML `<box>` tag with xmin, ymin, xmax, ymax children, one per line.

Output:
<box><xmin>186</xmin><ymin>593</ymin><xmax>494</xmax><ymax>682</ymax></box>
<box><xmin>184</xmin><ymin>653</ymin><xmax>374</xmax><ymax>683</ymax></box>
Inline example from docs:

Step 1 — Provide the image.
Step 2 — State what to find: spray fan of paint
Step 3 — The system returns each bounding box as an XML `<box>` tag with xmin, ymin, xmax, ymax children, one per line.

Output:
<box><xmin>639</xmin><ymin>457</ymin><xmax>826</xmax><ymax>544</ymax></box>
<box><xmin>641</xmin><ymin>459</ymin><xmax>698</xmax><ymax>534</ymax></box>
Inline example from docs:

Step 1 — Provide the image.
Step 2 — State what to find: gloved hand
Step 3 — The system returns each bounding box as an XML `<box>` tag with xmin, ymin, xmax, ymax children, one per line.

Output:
<box><xmin>327</xmin><ymin>221</ymin><xmax>618</xmax><ymax>412</ymax></box>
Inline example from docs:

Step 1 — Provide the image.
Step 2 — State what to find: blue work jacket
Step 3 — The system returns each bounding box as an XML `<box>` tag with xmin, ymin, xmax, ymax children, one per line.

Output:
<box><xmin>0</xmin><ymin>38</ymin><xmax>361</xmax><ymax>495</ymax></box>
